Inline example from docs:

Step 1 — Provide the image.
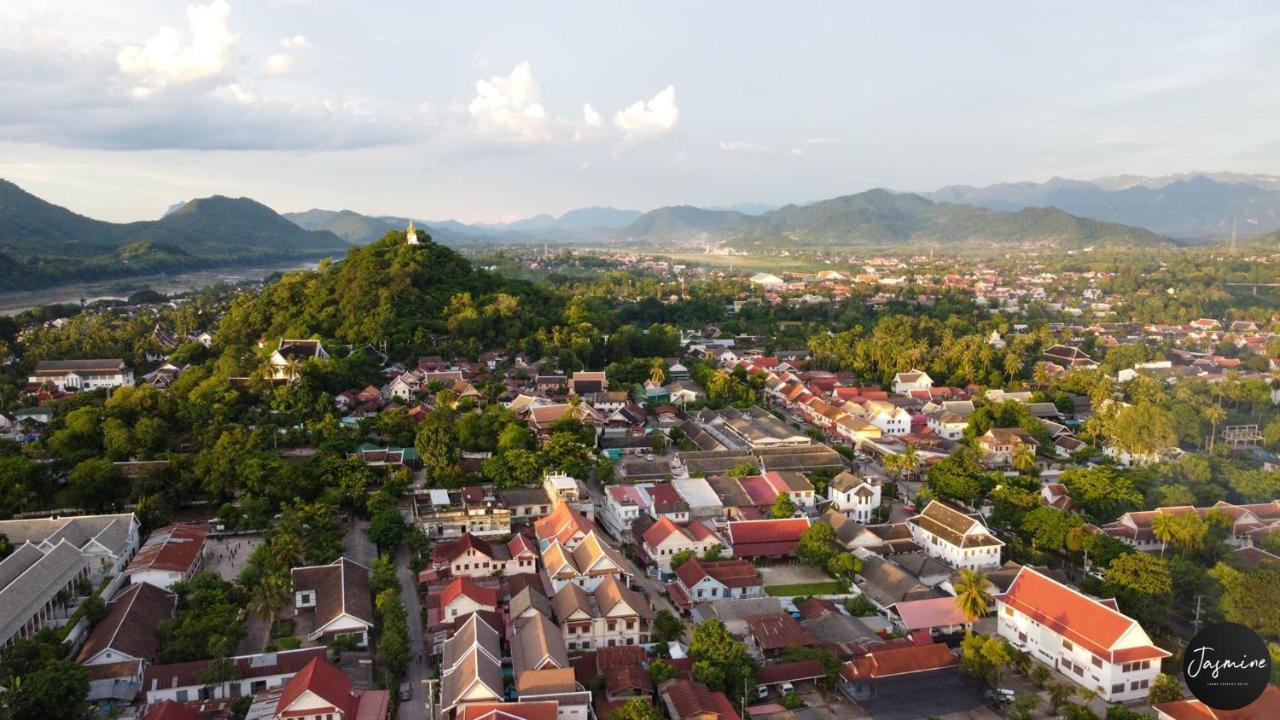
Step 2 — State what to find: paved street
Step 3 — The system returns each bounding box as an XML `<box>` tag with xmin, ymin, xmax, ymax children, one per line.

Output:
<box><xmin>344</xmin><ymin>518</ymin><xmax>376</xmax><ymax>566</ymax></box>
<box><xmin>396</xmin><ymin>543</ymin><xmax>429</xmax><ymax>720</ymax></box>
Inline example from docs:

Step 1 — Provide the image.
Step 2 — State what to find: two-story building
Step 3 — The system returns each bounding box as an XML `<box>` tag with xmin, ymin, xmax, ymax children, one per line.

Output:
<box><xmin>291</xmin><ymin>557</ymin><xmax>375</xmax><ymax>648</ymax></box>
<box><xmin>640</xmin><ymin>518</ymin><xmax>728</xmax><ymax>574</ymax></box>
<box><xmin>906</xmin><ymin>501</ymin><xmax>1003</xmax><ymax>571</ymax></box>
<box><xmin>29</xmin><ymin>359</ymin><xmax>134</xmax><ymax>392</ymax></box>
<box><xmin>552</xmin><ymin>576</ymin><xmax>653</xmax><ymax>651</ymax></box>
<box><xmin>827</xmin><ymin>470</ymin><xmax>883</xmax><ymax>523</ymax></box>
<box><xmin>996</xmin><ymin>567</ymin><xmax>1169</xmax><ymax>702</ymax></box>
<box><xmin>665</xmin><ymin>558</ymin><xmax>763</xmax><ymax>612</ymax></box>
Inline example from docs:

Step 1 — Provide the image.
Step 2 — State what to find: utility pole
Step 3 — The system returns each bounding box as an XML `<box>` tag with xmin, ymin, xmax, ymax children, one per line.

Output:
<box><xmin>1193</xmin><ymin>595</ymin><xmax>1203</xmax><ymax>634</ymax></box>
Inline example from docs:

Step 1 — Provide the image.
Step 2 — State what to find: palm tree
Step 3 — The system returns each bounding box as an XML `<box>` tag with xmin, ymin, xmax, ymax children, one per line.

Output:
<box><xmin>1151</xmin><ymin>513</ymin><xmax>1175</xmax><ymax>558</ymax></box>
<box><xmin>953</xmin><ymin>569</ymin><xmax>992</xmax><ymax>624</ymax></box>
<box><xmin>1004</xmin><ymin>352</ymin><xmax>1022</xmax><ymax>384</ymax></box>
<box><xmin>1204</xmin><ymin>403</ymin><xmax>1226</xmax><ymax>452</ymax></box>
<box><xmin>649</xmin><ymin>361</ymin><xmax>666</xmax><ymax>386</ymax></box>
<box><xmin>901</xmin><ymin>444</ymin><xmax>920</xmax><ymax>481</ymax></box>
<box><xmin>272</xmin><ymin>532</ymin><xmax>304</xmax><ymax>569</ymax></box>
<box><xmin>283</xmin><ymin>355</ymin><xmax>302</xmax><ymax>382</ymax></box>
<box><xmin>1011</xmin><ymin>443</ymin><xmax>1036</xmax><ymax>473</ymax></box>
<box><xmin>249</xmin><ymin>573</ymin><xmax>289</xmax><ymax>627</ymax></box>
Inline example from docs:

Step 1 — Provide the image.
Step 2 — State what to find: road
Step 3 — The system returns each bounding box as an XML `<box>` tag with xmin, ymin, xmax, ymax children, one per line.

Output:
<box><xmin>396</xmin><ymin>542</ymin><xmax>430</xmax><ymax>720</ymax></box>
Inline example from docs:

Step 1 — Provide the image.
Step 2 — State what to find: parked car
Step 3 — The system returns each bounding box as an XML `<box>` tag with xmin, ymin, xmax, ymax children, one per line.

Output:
<box><xmin>755</xmin><ymin>685</ymin><xmax>770</xmax><ymax>699</ymax></box>
<box><xmin>780</xmin><ymin>682</ymin><xmax>795</xmax><ymax>695</ymax></box>
<box><xmin>399</xmin><ymin>681</ymin><xmax>412</xmax><ymax>701</ymax></box>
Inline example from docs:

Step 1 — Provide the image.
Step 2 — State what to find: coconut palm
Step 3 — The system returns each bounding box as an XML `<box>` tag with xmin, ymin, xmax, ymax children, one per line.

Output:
<box><xmin>249</xmin><ymin>572</ymin><xmax>290</xmax><ymax>626</ymax></box>
<box><xmin>1204</xmin><ymin>403</ymin><xmax>1226</xmax><ymax>452</ymax></box>
<box><xmin>1011</xmin><ymin>443</ymin><xmax>1037</xmax><ymax>473</ymax></box>
<box><xmin>1151</xmin><ymin>513</ymin><xmax>1175</xmax><ymax>558</ymax></box>
<box><xmin>953</xmin><ymin>569</ymin><xmax>992</xmax><ymax>623</ymax></box>
<box><xmin>649</xmin><ymin>361</ymin><xmax>666</xmax><ymax>386</ymax></box>
<box><xmin>283</xmin><ymin>355</ymin><xmax>302</xmax><ymax>382</ymax></box>
<box><xmin>272</xmin><ymin>531</ymin><xmax>304</xmax><ymax>569</ymax></box>
<box><xmin>901</xmin><ymin>443</ymin><xmax>920</xmax><ymax>480</ymax></box>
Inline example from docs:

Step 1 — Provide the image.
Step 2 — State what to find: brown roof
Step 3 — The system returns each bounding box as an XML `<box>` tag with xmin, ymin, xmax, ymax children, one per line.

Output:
<box><xmin>515</xmin><ymin>666</ymin><xmax>578</xmax><ymax>696</ymax></box>
<box><xmin>745</xmin><ymin>613</ymin><xmax>818</xmax><ymax>651</ymax></box>
<box><xmin>605</xmin><ymin>664</ymin><xmax>653</xmax><ymax>695</ymax></box>
<box><xmin>76</xmin><ymin>582</ymin><xmax>175</xmax><ymax>663</ymax></box>
<box><xmin>290</xmin><ymin>557</ymin><xmax>374</xmax><ymax>632</ymax></box>
<box><xmin>908</xmin><ymin>501</ymin><xmax>1002</xmax><ymax>549</ymax></box>
<box><xmin>675</xmin><ymin>558</ymin><xmax>760</xmax><ymax>590</ymax></box>
<box><xmin>126</xmin><ymin>524</ymin><xmax>207</xmax><ymax>575</ymax></box>
<box><xmin>510</xmin><ymin>611</ymin><xmax>568</xmax><ymax>675</ymax></box>
<box><xmin>665</xmin><ymin>680</ymin><xmax>721</xmax><ymax>719</ymax></box>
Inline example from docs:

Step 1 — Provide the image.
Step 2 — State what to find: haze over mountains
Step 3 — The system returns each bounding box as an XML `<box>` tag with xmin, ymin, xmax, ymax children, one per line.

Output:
<box><xmin>3</xmin><ymin>170</ymin><xmax>1279</xmax><ymax>292</ymax></box>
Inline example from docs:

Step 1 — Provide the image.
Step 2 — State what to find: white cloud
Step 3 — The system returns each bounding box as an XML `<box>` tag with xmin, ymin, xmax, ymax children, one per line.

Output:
<box><xmin>263</xmin><ymin>53</ymin><xmax>295</xmax><ymax>76</ymax></box>
<box><xmin>791</xmin><ymin>147</ymin><xmax>804</xmax><ymax>156</ymax></box>
<box><xmin>614</xmin><ymin>85</ymin><xmax>678</xmax><ymax>139</ymax></box>
<box><xmin>116</xmin><ymin>1</ymin><xmax>239</xmax><ymax>95</ymax></box>
<box><xmin>719</xmin><ymin>140</ymin><xmax>766</xmax><ymax>152</ymax></box>
<box><xmin>803</xmin><ymin>136</ymin><xmax>842</xmax><ymax>145</ymax></box>
<box><xmin>467</xmin><ymin>61</ymin><xmax>552</xmax><ymax>142</ymax></box>
<box><xmin>582</xmin><ymin>103</ymin><xmax>602</xmax><ymax>127</ymax></box>
<box><xmin>280</xmin><ymin>34</ymin><xmax>311</xmax><ymax>50</ymax></box>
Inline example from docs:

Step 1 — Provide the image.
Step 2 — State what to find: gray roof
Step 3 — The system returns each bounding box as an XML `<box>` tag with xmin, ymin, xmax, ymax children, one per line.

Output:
<box><xmin>698</xmin><ymin>596</ymin><xmax>786</xmax><ymax>622</ymax></box>
<box><xmin>33</xmin><ymin>359</ymin><xmax>128</xmax><ymax>374</ymax></box>
<box><xmin>0</xmin><ymin>513</ymin><xmax>137</xmax><ymax>559</ymax></box>
<box><xmin>0</xmin><ymin>540</ymin><xmax>89</xmax><ymax>644</ymax></box>
<box><xmin>856</xmin><ymin>556</ymin><xmax>941</xmax><ymax>608</ymax></box>
<box><xmin>510</xmin><ymin>585</ymin><xmax>553</xmax><ymax>621</ymax></box>
<box><xmin>800</xmin><ymin>611</ymin><xmax>881</xmax><ymax>645</ymax></box>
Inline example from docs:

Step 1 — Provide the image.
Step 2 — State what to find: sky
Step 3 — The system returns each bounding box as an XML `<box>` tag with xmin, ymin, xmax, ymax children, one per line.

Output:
<box><xmin>2</xmin><ymin>1</ymin><xmax>1280</xmax><ymax>224</ymax></box>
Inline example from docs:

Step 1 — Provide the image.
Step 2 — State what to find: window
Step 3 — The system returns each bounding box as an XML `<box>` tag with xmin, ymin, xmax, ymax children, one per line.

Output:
<box><xmin>1004</xmin><ymin>606</ymin><xmax>1013</xmax><ymax>617</ymax></box>
<box><xmin>176</xmin><ymin>691</ymin><xmax>188</xmax><ymax>702</ymax></box>
<box><xmin>1091</xmin><ymin>656</ymin><xmax>1102</xmax><ymax>669</ymax></box>
<box><xmin>1112</xmin><ymin>684</ymin><xmax>1125</xmax><ymax>695</ymax></box>
<box><xmin>1062</xmin><ymin>639</ymin><xmax>1073</xmax><ymax>651</ymax></box>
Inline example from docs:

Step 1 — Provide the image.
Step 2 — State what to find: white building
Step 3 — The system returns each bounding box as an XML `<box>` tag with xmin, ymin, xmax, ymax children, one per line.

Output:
<box><xmin>827</xmin><ymin>470</ymin><xmax>883</xmax><ymax>523</ymax></box>
<box><xmin>865</xmin><ymin>400</ymin><xmax>911</xmax><ymax>436</ymax></box>
<box><xmin>28</xmin><ymin>359</ymin><xmax>133</xmax><ymax>392</ymax></box>
<box><xmin>906</xmin><ymin>501</ymin><xmax>1003</xmax><ymax>571</ymax></box>
<box><xmin>142</xmin><ymin>647</ymin><xmax>329</xmax><ymax>704</ymax></box>
<box><xmin>600</xmin><ymin>484</ymin><xmax>650</xmax><ymax>539</ymax></box>
<box><xmin>891</xmin><ymin>370</ymin><xmax>933</xmax><ymax>395</ymax></box>
<box><xmin>996</xmin><ymin>567</ymin><xmax>1169</xmax><ymax>702</ymax></box>
<box><xmin>552</xmin><ymin>575</ymin><xmax>653</xmax><ymax>651</ymax></box>
<box><xmin>640</xmin><ymin>517</ymin><xmax>728</xmax><ymax>574</ymax></box>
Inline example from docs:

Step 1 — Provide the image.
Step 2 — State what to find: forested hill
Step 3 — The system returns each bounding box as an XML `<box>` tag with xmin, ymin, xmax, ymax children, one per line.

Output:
<box><xmin>217</xmin><ymin>230</ymin><xmax>562</xmax><ymax>354</ymax></box>
<box><xmin>615</xmin><ymin>188</ymin><xmax>1173</xmax><ymax>251</ymax></box>
<box><xmin>0</xmin><ymin>179</ymin><xmax>348</xmax><ymax>290</ymax></box>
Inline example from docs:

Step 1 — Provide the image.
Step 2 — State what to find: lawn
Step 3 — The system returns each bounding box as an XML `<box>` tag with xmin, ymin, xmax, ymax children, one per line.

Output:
<box><xmin>764</xmin><ymin>581</ymin><xmax>848</xmax><ymax>597</ymax></box>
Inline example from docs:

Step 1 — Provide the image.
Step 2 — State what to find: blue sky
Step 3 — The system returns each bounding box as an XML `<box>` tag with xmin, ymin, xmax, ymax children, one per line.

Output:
<box><xmin>2</xmin><ymin>1</ymin><xmax>1279</xmax><ymax>223</ymax></box>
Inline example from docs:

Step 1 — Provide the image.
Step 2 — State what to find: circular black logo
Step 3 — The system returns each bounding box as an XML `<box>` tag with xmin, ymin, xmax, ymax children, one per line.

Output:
<box><xmin>1182</xmin><ymin>622</ymin><xmax>1270</xmax><ymax>710</ymax></box>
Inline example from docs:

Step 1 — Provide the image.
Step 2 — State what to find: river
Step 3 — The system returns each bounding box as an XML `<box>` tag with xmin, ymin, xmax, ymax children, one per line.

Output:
<box><xmin>0</xmin><ymin>259</ymin><xmax>323</xmax><ymax>315</ymax></box>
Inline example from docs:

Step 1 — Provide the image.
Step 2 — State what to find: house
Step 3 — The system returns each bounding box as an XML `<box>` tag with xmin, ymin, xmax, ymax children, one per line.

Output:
<box><xmin>437</xmin><ymin>576</ymin><xmax>501</xmax><ymax>622</ymax></box>
<box><xmin>827</xmin><ymin>471</ymin><xmax>883</xmax><ymax>523</ymax></box>
<box><xmin>1102</xmin><ymin>501</ymin><xmax>1280</xmax><ymax>551</ymax></box>
<box><xmin>892</xmin><ymin>596</ymin><xmax>970</xmax><ymax>637</ymax></box>
<box><xmin>856</xmin><ymin>555</ymin><xmax>941</xmax><ymax>610</ymax></box>
<box><xmin>840</xmin><ymin>642</ymin><xmax>961</xmax><ymax>702</ymax></box>
<box><xmin>124</xmin><ymin>524</ymin><xmax>207</xmax><ymax>590</ymax></box>
<box><xmin>604</xmin><ymin>664</ymin><xmax>654</xmax><ymax>705</ymax></box>
<box><xmin>927</xmin><ymin>410</ymin><xmax>970</xmax><ymax>441</ymax></box>
<box><xmin>440</xmin><ymin>614</ymin><xmax>505</xmax><ymax>713</ymax></box>
<box><xmin>641</xmin><ymin>518</ymin><xmax>726</xmax><ymax>573</ymax></box>
<box><xmin>864</xmin><ymin>400</ymin><xmax>911</xmax><ymax>436</ymax></box>
<box><xmin>499</xmin><ymin>487</ymin><xmax>554</xmax><ymax>522</ymax></box>
<box><xmin>976</xmin><ymin>427</ymin><xmax>1039</xmax><ymax>466</ymax></box>
<box><xmin>666</xmin><ymin>558</ymin><xmax>763</xmax><ymax>612</ymax></box>
<box><xmin>750</xmin><ymin>272</ymin><xmax>785</xmax><ymax>288</ymax></box>
<box><xmin>553</xmin><ymin>575</ymin><xmax>653</xmax><ymax>651</ymax></box>
<box><xmin>534</xmin><ymin>502</ymin><xmax>595</xmax><ymax>550</ymax></box>
<box><xmin>1153</xmin><ymin>683</ymin><xmax>1280</xmax><ymax>720</ymax></box>
<box><xmin>745</xmin><ymin>613</ymin><xmax>819</xmax><ymax>658</ymax></box>
<box><xmin>543</xmin><ymin>473</ymin><xmax>595</xmax><ymax>521</ymax></box>
<box><xmin>28</xmin><ymin>359</ymin><xmax>133</xmax><ymax>392</ymax></box>
<box><xmin>269</xmin><ymin>339</ymin><xmax>329</xmax><ymax>379</ymax></box>
<box><xmin>515</xmin><ymin>669</ymin><xmax>591</xmax><ymax>720</ymax></box>
<box><xmin>995</xmin><ymin>566</ymin><xmax>1170</xmax><ymax>702</ymax></box>
<box><xmin>142</xmin><ymin>647</ymin><xmax>328</xmax><ymax>704</ymax></box>
<box><xmin>432</xmin><ymin>533</ymin><xmax>515</xmax><ymax>578</ymax></box>
<box><xmin>510</xmin><ymin>611</ymin><xmax>570</xmax><ymax>674</ymax></box>
<box><xmin>661</xmin><ymin>679</ymin><xmax>742</xmax><ymax>720</ymax></box>
<box><xmin>76</xmin><ymin>582</ymin><xmax>174</xmax><ymax>666</ymax></box>
<box><xmin>600</xmin><ymin>484</ymin><xmax>649</xmax><ymax>539</ymax></box>
<box><xmin>251</xmin><ymin>656</ymin><xmax>389</xmax><ymax>720</ymax></box>
<box><xmin>458</xmin><ymin>702</ymin><xmax>563</xmax><ymax>720</ymax></box>
<box><xmin>570</xmin><ymin>371</ymin><xmax>607</xmax><ymax>395</ymax></box>
<box><xmin>906</xmin><ymin>502</ymin><xmax>1003</xmax><ymax>571</ymax></box>
<box><xmin>291</xmin><ymin>558</ymin><xmax>375</xmax><ymax>647</ymax></box>
<box><xmin>541</xmin><ymin>531</ymin><xmax>631</xmax><ymax>592</ymax></box>
<box><xmin>1042</xmin><ymin>344</ymin><xmax>1096</xmax><ymax>368</ymax></box>
<box><xmin>535</xmin><ymin>375</ymin><xmax>568</xmax><ymax>393</ymax></box>
<box><xmin>892</xmin><ymin>370</ymin><xmax>933</xmax><ymax>395</ymax></box>
<box><xmin>665</xmin><ymin>380</ymin><xmax>704</xmax><ymax>406</ymax></box>
<box><xmin>725</xmin><ymin>517</ymin><xmax>811</xmax><ymax>559</ymax></box>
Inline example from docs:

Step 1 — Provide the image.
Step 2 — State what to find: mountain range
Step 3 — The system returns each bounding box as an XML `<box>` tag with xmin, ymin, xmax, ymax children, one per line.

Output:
<box><xmin>0</xmin><ymin>179</ymin><xmax>347</xmax><ymax>290</ymax></box>
<box><xmin>613</xmin><ymin>189</ymin><xmax>1171</xmax><ymax>250</ymax></box>
<box><xmin>283</xmin><ymin>205</ymin><xmax>644</xmax><ymax>245</ymax></box>
<box><xmin>927</xmin><ymin>173</ymin><xmax>1280</xmax><ymax>239</ymax></box>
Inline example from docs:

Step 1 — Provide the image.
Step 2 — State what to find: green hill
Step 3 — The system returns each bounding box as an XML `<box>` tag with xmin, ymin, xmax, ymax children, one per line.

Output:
<box><xmin>0</xmin><ymin>180</ymin><xmax>349</xmax><ymax>290</ymax></box>
<box><xmin>216</xmin><ymin>230</ymin><xmax>559</xmax><ymax>355</ymax></box>
<box><xmin>617</xmin><ymin>188</ymin><xmax>1172</xmax><ymax>251</ymax></box>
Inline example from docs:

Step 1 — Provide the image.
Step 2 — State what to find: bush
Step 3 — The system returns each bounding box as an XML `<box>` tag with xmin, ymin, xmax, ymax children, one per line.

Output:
<box><xmin>780</xmin><ymin>691</ymin><xmax>805</xmax><ymax>709</ymax></box>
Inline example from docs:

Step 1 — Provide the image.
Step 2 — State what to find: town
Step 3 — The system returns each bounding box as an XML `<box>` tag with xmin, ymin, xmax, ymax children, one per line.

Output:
<box><xmin>0</xmin><ymin>225</ymin><xmax>1277</xmax><ymax>720</ymax></box>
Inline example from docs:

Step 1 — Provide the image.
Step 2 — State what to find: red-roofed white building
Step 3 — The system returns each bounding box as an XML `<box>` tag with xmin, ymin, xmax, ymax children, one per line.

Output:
<box><xmin>458</xmin><ymin>701</ymin><xmax>561</xmax><ymax>720</ymax></box>
<box><xmin>437</xmin><ymin>577</ymin><xmax>500</xmax><ymax>621</ymax></box>
<box><xmin>725</xmin><ymin>517</ymin><xmax>811</xmax><ymax>558</ymax></box>
<box><xmin>256</xmin><ymin>656</ymin><xmax>389</xmax><ymax>720</ymax></box>
<box><xmin>995</xmin><ymin>567</ymin><xmax>1169</xmax><ymax>702</ymax></box>
<box><xmin>640</xmin><ymin>518</ymin><xmax>728</xmax><ymax>573</ymax></box>
<box><xmin>124</xmin><ymin>524</ymin><xmax>208</xmax><ymax>590</ymax></box>
<box><xmin>666</xmin><ymin>558</ymin><xmax>763</xmax><ymax>611</ymax></box>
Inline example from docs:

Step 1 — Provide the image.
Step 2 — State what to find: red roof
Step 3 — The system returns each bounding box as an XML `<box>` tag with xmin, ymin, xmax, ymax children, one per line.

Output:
<box><xmin>841</xmin><ymin>642</ymin><xmax>958</xmax><ymax>680</ymax></box>
<box><xmin>675</xmin><ymin>558</ymin><xmax>761</xmax><ymax>591</ymax></box>
<box><xmin>647</xmin><ymin>482</ymin><xmax>687</xmax><ymax>512</ymax></box>
<box><xmin>439</xmin><ymin>576</ymin><xmax>500</xmax><ymax>610</ymax></box>
<box><xmin>127</xmin><ymin>524</ymin><xmax>208</xmax><ymax>574</ymax></box>
<box><xmin>275</xmin><ymin>657</ymin><xmax>354</xmax><ymax>718</ymax></box>
<box><xmin>144</xmin><ymin>701</ymin><xmax>199</xmax><ymax>720</ymax></box>
<box><xmin>893</xmin><ymin>597</ymin><xmax>970</xmax><ymax>631</ymax></box>
<box><xmin>643</xmin><ymin>517</ymin><xmax>688</xmax><ymax>548</ymax></box>
<box><xmin>1154</xmin><ymin>684</ymin><xmax>1280</xmax><ymax>720</ymax></box>
<box><xmin>433</xmin><ymin>533</ymin><xmax>495</xmax><ymax>564</ymax></box>
<box><xmin>726</xmin><ymin>518</ymin><xmax>810</xmax><ymax>557</ymax></box>
<box><xmin>995</xmin><ymin>567</ymin><xmax>1170</xmax><ymax>663</ymax></box>
<box><xmin>458</xmin><ymin>702</ymin><xmax>561</xmax><ymax>720</ymax></box>
<box><xmin>736</xmin><ymin>475</ymin><xmax>780</xmax><ymax>506</ymax></box>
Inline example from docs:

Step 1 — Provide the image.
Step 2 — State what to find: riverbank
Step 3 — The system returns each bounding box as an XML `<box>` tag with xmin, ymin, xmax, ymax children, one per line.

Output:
<box><xmin>0</xmin><ymin>259</ymin><xmax>324</xmax><ymax>315</ymax></box>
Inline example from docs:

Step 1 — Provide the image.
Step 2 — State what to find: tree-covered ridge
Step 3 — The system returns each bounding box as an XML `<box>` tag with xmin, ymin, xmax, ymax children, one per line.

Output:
<box><xmin>217</xmin><ymin>231</ymin><xmax>562</xmax><ymax>355</ymax></box>
<box><xmin>618</xmin><ymin>188</ymin><xmax>1173</xmax><ymax>250</ymax></box>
